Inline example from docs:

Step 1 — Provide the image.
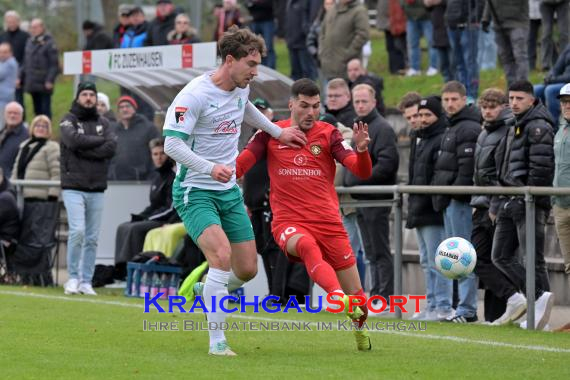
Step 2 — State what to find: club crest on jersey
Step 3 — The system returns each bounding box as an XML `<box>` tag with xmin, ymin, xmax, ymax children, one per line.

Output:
<box><xmin>294</xmin><ymin>154</ymin><xmax>308</xmax><ymax>166</ymax></box>
<box><xmin>310</xmin><ymin>144</ymin><xmax>322</xmax><ymax>156</ymax></box>
<box><xmin>175</xmin><ymin>107</ymin><xmax>187</xmax><ymax>124</ymax></box>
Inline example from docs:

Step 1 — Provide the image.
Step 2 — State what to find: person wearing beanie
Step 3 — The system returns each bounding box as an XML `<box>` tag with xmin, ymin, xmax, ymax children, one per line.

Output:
<box><xmin>408</xmin><ymin>94</ymin><xmax>451</xmax><ymax>321</ymax></box>
<box><xmin>109</xmin><ymin>95</ymin><xmax>159</xmax><ymax>181</ymax></box>
<box><xmin>97</xmin><ymin>92</ymin><xmax>116</xmax><ymax>122</ymax></box>
<box><xmin>432</xmin><ymin>81</ymin><xmax>481</xmax><ymax>324</ymax></box>
<box><xmin>60</xmin><ymin>81</ymin><xmax>117</xmax><ymax>296</ymax></box>
<box><xmin>82</xmin><ymin>20</ymin><xmax>113</xmax><ymax>51</ymax></box>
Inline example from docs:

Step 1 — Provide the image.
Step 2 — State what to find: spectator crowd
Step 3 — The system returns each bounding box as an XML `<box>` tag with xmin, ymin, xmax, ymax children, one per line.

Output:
<box><xmin>0</xmin><ymin>1</ymin><xmax>569</xmax><ymax>329</ymax></box>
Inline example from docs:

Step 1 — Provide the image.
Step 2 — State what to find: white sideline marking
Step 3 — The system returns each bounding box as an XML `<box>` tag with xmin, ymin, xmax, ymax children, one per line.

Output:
<box><xmin>2</xmin><ymin>290</ymin><xmax>570</xmax><ymax>354</ymax></box>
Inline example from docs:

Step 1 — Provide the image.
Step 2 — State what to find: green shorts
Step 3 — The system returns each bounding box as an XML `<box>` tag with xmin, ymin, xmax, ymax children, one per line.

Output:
<box><xmin>173</xmin><ymin>185</ymin><xmax>254</xmax><ymax>244</ymax></box>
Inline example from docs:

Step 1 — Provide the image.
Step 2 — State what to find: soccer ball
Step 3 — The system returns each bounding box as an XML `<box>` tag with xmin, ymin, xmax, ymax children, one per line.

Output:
<box><xmin>435</xmin><ymin>237</ymin><xmax>477</xmax><ymax>279</ymax></box>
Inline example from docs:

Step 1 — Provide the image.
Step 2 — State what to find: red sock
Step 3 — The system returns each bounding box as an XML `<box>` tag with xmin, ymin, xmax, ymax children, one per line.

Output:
<box><xmin>295</xmin><ymin>235</ymin><xmax>341</xmax><ymax>294</ymax></box>
<box><xmin>353</xmin><ymin>288</ymin><xmax>368</xmax><ymax>328</ymax></box>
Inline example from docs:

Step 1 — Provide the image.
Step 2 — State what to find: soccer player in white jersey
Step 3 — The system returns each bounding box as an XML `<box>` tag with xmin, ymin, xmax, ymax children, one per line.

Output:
<box><xmin>163</xmin><ymin>26</ymin><xmax>306</xmax><ymax>356</ymax></box>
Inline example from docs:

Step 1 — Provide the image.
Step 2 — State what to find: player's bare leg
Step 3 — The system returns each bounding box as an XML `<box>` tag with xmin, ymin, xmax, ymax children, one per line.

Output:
<box><xmin>229</xmin><ymin>240</ymin><xmax>258</xmax><ymax>291</ymax></box>
<box><xmin>197</xmin><ymin>225</ymin><xmax>236</xmax><ymax>356</ymax></box>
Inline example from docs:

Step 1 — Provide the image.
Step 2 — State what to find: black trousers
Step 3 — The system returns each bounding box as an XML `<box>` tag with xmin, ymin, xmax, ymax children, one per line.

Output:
<box><xmin>357</xmin><ymin>207</ymin><xmax>393</xmax><ymax>300</ymax></box>
<box><xmin>385</xmin><ymin>30</ymin><xmax>407</xmax><ymax>74</ymax></box>
<box><xmin>491</xmin><ymin>199</ymin><xmax>550</xmax><ymax>299</ymax></box>
<box><xmin>472</xmin><ymin>208</ymin><xmax>513</xmax><ymax>321</ymax></box>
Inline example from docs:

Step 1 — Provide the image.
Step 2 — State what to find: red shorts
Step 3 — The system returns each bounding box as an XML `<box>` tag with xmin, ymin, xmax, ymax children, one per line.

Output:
<box><xmin>272</xmin><ymin>222</ymin><xmax>356</xmax><ymax>271</ymax></box>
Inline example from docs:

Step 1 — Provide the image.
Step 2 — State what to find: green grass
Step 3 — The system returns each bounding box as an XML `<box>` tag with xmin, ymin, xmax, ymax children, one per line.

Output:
<box><xmin>1</xmin><ymin>285</ymin><xmax>569</xmax><ymax>379</ymax></box>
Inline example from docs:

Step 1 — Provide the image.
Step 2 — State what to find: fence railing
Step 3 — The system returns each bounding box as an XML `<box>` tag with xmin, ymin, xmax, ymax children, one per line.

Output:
<box><xmin>12</xmin><ymin>180</ymin><xmax>570</xmax><ymax>330</ymax></box>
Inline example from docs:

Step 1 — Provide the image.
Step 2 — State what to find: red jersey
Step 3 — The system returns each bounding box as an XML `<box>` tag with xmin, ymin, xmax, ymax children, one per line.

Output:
<box><xmin>237</xmin><ymin>119</ymin><xmax>371</xmax><ymax>226</ymax></box>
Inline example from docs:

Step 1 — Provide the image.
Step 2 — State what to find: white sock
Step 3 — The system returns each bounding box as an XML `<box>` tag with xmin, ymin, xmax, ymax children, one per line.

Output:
<box><xmin>203</xmin><ymin>268</ymin><xmax>230</xmax><ymax>345</ymax></box>
<box><xmin>228</xmin><ymin>271</ymin><xmax>247</xmax><ymax>292</ymax></box>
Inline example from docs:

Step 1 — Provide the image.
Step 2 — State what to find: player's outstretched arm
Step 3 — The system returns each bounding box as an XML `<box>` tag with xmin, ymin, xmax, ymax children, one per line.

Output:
<box><xmin>236</xmin><ymin>130</ymin><xmax>271</xmax><ymax>178</ymax></box>
<box><xmin>244</xmin><ymin>101</ymin><xmax>306</xmax><ymax>148</ymax></box>
<box><xmin>165</xmin><ymin>136</ymin><xmax>233</xmax><ymax>183</ymax></box>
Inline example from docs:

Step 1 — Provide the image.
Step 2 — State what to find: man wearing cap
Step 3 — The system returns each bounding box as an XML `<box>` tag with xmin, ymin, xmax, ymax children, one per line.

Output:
<box><xmin>493</xmin><ymin>80</ymin><xmax>555</xmax><ymax>330</ymax></box>
<box><xmin>59</xmin><ymin>82</ymin><xmax>117</xmax><ymax>296</ymax></box>
<box><xmin>113</xmin><ymin>4</ymin><xmax>133</xmax><ymax>48</ymax></box>
<box><xmin>145</xmin><ymin>0</ymin><xmax>178</xmax><ymax>47</ymax></box>
<box><xmin>553</xmin><ymin>83</ymin><xmax>570</xmax><ymax>275</ymax></box>
<box><xmin>109</xmin><ymin>96</ymin><xmax>159</xmax><ymax>181</ymax></box>
<box><xmin>407</xmin><ymin>95</ymin><xmax>452</xmax><ymax>321</ymax></box>
<box><xmin>121</xmin><ymin>6</ymin><xmax>148</xmax><ymax>48</ymax></box>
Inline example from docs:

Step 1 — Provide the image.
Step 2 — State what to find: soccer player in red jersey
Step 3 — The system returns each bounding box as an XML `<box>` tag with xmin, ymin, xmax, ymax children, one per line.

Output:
<box><xmin>237</xmin><ymin>79</ymin><xmax>373</xmax><ymax>350</ymax></box>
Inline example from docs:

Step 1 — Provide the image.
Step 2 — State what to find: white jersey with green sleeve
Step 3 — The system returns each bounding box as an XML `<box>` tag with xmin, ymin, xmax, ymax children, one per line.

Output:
<box><xmin>163</xmin><ymin>72</ymin><xmax>249</xmax><ymax>191</ymax></box>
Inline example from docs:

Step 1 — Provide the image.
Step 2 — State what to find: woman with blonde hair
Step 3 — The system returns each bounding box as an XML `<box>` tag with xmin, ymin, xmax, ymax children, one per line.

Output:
<box><xmin>9</xmin><ymin>114</ymin><xmax>60</xmax><ymax>286</ymax></box>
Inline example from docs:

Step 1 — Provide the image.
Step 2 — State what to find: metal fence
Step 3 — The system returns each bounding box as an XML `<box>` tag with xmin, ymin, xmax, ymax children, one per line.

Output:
<box><xmin>11</xmin><ymin>179</ymin><xmax>570</xmax><ymax>330</ymax></box>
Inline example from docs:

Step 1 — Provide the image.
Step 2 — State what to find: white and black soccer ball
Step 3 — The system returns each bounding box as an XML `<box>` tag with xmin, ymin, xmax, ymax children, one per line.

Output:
<box><xmin>435</xmin><ymin>237</ymin><xmax>477</xmax><ymax>279</ymax></box>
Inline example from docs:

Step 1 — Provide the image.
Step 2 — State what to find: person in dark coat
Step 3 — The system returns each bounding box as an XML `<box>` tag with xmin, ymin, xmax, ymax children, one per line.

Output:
<box><xmin>407</xmin><ymin>95</ymin><xmax>453</xmax><ymax>321</ymax></box>
<box><xmin>285</xmin><ymin>0</ymin><xmax>318</xmax><ymax>80</ymax></box>
<box><xmin>108</xmin><ymin>96</ymin><xmax>160</xmax><ymax>181</ymax></box>
<box><xmin>324</xmin><ymin>78</ymin><xmax>357</xmax><ymax>129</ymax></box>
<box><xmin>0</xmin><ymin>102</ymin><xmax>27</xmax><ymax>178</ymax></box>
<box><xmin>0</xmin><ymin>168</ymin><xmax>19</xmax><ymax>246</ymax></box>
<box><xmin>246</xmin><ymin>0</ymin><xmax>276</xmax><ymax>68</ymax></box>
<box><xmin>114</xmin><ymin>138</ymin><xmax>177</xmax><ymax>279</ymax></box>
<box><xmin>346</xmin><ymin>58</ymin><xmax>385</xmax><ymax>116</ymax></box>
<box><xmin>425</xmin><ymin>0</ymin><xmax>454</xmax><ymax>82</ymax></box>
<box><xmin>470</xmin><ymin>88</ymin><xmax>521</xmax><ymax>324</ymax></box>
<box><xmin>60</xmin><ymin>81</ymin><xmax>117</xmax><ymax>296</ymax></box>
<box><xmin>344</xmin><ymin>83</ymin><xmax>399</xmax><ymax>307</ymax></box>
<box><xmin>0</xmin><ymin>10</ymin><xmax>29</xmax><ymax>110</ymax></box>
<box><xmin>82</xmin><ymin>21</ymin><xmax>113</xmax><ymax>51</ymax></box>
<box><xmin>492</xmin><ymin>80</ymin><xmax>555</xmax><ymax>330</ymax></box>
<box><xmin>112</xmin><ymin>4</ymin><xmax>133</xmax><ymax>48</ymax></box>
<box><xmin>19</xmin><ymin>18</ymin><xmax>59</xmax><ymax>119</ymax></box>
<box><xmin>145</xmin><ymin>0</ymin><xmax>178</xmax><ymax>46</ymax></box>
<box><xmin>433</xmin><ymin>81</ymin><xmax>481</xmax><ymax>323</ymax></box>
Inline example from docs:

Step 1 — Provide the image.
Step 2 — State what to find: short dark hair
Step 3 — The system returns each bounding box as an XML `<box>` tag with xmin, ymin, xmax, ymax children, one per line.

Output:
<box><xmin>219</xmin><ymin>25</ymin><xmax>266</xmax><ymax>63</ymax></box>
<box><xmin>82</xmin><ymin>20</ymin><xmax>96</xmax><ymax>30</ymax></box>
<box><xmin>508</xmin><ymin>80</ymin><xmax>534</xmax><ymax>95</ymax></box>
<box><xmin>441</xmin><ymin>80</ymin><xmax>466</xmax><ymax>97</ymax></box>
<box><xmin>398</xmin><ymin>91</ymin><xmax>422</xmax><ymax>111</ymax></box>
<box><xmin>291</xmin><ymin>78</ymin><xmax>320</xmax><ymax>98</ymax></box>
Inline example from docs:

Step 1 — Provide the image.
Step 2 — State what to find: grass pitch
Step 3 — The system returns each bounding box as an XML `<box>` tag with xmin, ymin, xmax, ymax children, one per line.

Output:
<box><xmin>1</xmin><ymin>286</ymin><xmax>569</xmax><ymax>380</ymax></box>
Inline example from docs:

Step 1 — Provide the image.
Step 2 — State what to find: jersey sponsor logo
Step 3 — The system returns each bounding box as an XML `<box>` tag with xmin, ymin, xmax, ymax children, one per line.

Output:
<box><xmin>212</xmin><ymin>112</ymin><xmax>232</xmax><ymax>124</ymax></box>
<box><xmin>310</xmin><ymin>144</ymin><xmax>322</xmax><ymax>156</ymax></box>
<box><xmin>214</xmin><ymin>120</ymin><xmax>238</xmax><ymax>134</ymax></box>
<box><xmin>294</xmin><ymin>154</ymin><xmax>308</xmax><ymax>166</ymax></box>
<box><xmin>277</xmin><ymin>168</ymin><xmax>322</xmax><ymax>177</ymax></box>
<box><xmin>175</xmin><ymin>107</ymin><xmax>187</xmax><ymax>124</ymax></box>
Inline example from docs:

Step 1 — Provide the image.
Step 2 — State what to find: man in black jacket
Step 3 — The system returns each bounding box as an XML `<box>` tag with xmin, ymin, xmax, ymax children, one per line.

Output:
<box><xmin>246</xmin><ymin>0</ymin><xmax>276</xmax><ymax>68</ymax></box>
<box><xmin>284</xmin><ymin>0</ymin><xmax>318</xmax><ymax>80</ymax></box>
<box><xmin>145</xmin><ymin>0</ymin><xmax>178</xmax><ymax>47</ymax></box>
<box><xmin>108</xmin><ymin>96</ymin><xmax>159</xmax><ymax>181</ymax></box>
<box><xmin>0</xmin><ymin>11</ymin><xmax>29</xmax><ymax>110</ymax></box>
<box><xmin>433</xmin><ymin>81</ymin><xmax>481</xmax><ymax>323</ymax></box>
<box><xmin>82</xmin><ymin>21</ymin><xmax>113</xmax><ymax>51</ymax></box>
<box><xmin>346</xmin><ymin>58</ymin><xmax>385</xmax><ymax>116</ymax></box>
<box><xmin>60</xmin><ymin>82</ymin><xmax>117</xmax><ymax>296</ymax></box>
<box><xmin>19</xmin><ymin>18</ymin><xmax>58</xmax><ymax>119</ymax></box>
<box><xmin>407</xmin><ymin>96</ymin><xmax>453</xmax><ymax>321</ymax></box>
<box><xmin>325</xmin><ymin>78</ymin><xmax>357</xmax><ymax>129</ymax></box>
<box><xmin>344</xmin><ymin>83</ymin><xmax>399</xmax><ymax>307</ymax></box>
<box><xmin>471</xmin><ymin>88</ymin><xmax>525</xmax><ymax>325</ymax></box>
<box><xmin>493</xmin><ymin>80</ymin><xmax>555</xmax><ymax>330</ymax></box>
